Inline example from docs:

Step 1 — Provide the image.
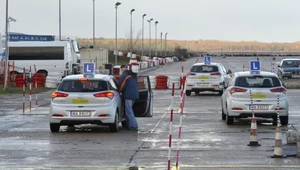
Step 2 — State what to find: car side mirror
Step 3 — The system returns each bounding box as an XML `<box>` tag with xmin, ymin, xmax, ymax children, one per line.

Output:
<box><xmin>278</xmin><ymin>65</ymin><xmax>281</xmax><ymax>68</ymax></box>
<box><xmin>227</xmin><ymin>69</ymin><xmax>232</xmax><ymax>74</ymax></box>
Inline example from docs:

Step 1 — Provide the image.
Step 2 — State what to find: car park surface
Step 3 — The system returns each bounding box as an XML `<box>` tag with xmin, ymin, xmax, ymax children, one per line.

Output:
<box><xmin>0</xmin><ymin>56</ymin><xmax>300</xmax><ymax>170</ymax></box>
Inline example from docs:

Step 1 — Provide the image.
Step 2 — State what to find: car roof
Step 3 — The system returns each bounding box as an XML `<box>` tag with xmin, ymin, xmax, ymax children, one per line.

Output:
<box><xmin>193</xmin><ymin>62</ymin><xmax>221</xmax><ymax>66</ymax></box>
<box><xmin>234</xmin><ymin>71</ymin><xmax>278</xmax><ymax>77</ymax></box>
<box><xmin>62</xmin><ymin>74</ymin><xmax>112</xmax><ymax>81</ymax></box>
<box><xmin>282</xmin><ymin>58</ymin><xmax>300</xmax><ymax>61</ymax></box>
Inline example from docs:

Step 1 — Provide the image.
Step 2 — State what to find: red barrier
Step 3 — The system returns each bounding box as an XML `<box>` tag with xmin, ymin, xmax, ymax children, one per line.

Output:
<box><xmin>156</xmin><ymin>75</ymin><xmax>168</xmax><ymax>89</ymax></box>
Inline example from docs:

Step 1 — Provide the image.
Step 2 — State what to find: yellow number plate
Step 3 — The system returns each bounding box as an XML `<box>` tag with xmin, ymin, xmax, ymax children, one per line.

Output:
<box><xmin>72</xmin><ymin>99</ymin><xmax>88</xmax><ymax>104</ymax></box>
<box><xmin>199</xmin><ymin>76</ymin><xmax>208</xmax><ymax>80</ymax></box>
<box><xmin>252</xmin><ymin>94</ymin><xmax>266</xmax><ymax>99</ymax></box>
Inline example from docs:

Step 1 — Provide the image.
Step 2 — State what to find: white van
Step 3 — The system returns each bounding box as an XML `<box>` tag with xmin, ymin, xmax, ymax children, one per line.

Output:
<box><xmin>8</xmin><ymin>41</ymin><xmax>77</xmax><ymax>76</ymax></box>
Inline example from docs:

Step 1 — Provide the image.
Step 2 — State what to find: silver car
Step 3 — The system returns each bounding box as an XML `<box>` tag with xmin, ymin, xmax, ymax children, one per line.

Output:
<box><xmin>49</xmin><ymin>74</ymin><xmax>153</xmax><ymax>132</ymax></box>
<box><xmin>221</xmin><ymin>71</ymin><xmax>289</xmax><ymax>125</ymax></box>
<box><xmin>185</xmin><ymin>62</ymin><xmax>232</xmax><ymax>96</ymax></box>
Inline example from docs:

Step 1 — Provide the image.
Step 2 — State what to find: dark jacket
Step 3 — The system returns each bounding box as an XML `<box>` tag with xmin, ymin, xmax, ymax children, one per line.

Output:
<box><xmin>119</xmin><ymin>70</ymin><xmax>139</xmax><ymax>100</ymax></box>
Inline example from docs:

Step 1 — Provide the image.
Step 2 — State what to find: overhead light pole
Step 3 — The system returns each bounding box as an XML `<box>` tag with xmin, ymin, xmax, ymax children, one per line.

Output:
<box><xmin>155</xmin><ymin>21</ymin><xmax>159</xmax><ymax>57</ymax></box>
<box><xmin>160</xmin><ymin>32</ymin><xmax>163</xmax><ymax>57</ymax></box>
<box><xmin>115</xmin><ymin>2</ymin><xmax>121</xmax><ymax>65</ymax></box>
<box><xmin>165</xmin><ymin>33</ymin><xmax>168</xmax><ymax>57</ymax></box>
<box><xmin>141</xmin><ymin>14</ymin><xmax>146</xmax><ymax>57</ymax></box>
<box><xmin>147</xmin><ymin>18</ymin><xmax>153</xmax><ymax>57</ymax></box>
<box><xmin>93</xmin><ymin>0</ymin><xmax>95</xmax><ymax>48</ymax></box>
<box><xmin>59</xmin><ymin>0</ymin><xmax>61</xmax><ymax>41</ymax></box>
<box><xmin>130</xmin><ymin>9</ymin><xmax>135</xmax><ymax>58</ymax></box>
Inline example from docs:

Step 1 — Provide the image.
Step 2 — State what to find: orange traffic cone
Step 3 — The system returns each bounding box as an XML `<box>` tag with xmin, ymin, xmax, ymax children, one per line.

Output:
<box><xmin>272</xmin><ymin>125</ymin><xmax>286</xmax><ymax>158</ymax></box>
<box><xmin>248</xmin><ymin>115</ymin><xmax>261</xmax><ymax>146</ymax></box>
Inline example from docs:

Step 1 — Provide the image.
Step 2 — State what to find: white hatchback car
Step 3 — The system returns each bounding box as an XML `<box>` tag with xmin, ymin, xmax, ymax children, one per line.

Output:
<box><xmin>49</xmin><ymin>74</ymin><xmax>153</xmax><ymax>133</ymax></box>
<box><xmin>185</xmin><ymin>62</ymin><xmax>232</xmax><ymax>96</ymax></box>
<box><xmin>221</xmin><ymin>71</ymin><xmax>289</xmax><ymax>125</ymax></box>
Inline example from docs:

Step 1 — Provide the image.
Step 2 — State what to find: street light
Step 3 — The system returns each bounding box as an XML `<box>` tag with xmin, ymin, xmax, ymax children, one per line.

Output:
<box><xmin>160</xmin><ymin>32</ymin><xmax>163</xmax><ymax>57</ymax></box>
<box><xmin>59</xmin><ymin>0</ymin><xmax>61</xmax><ymax>41</ymax></box>
<box><xmin>130</xmin><ymin>9</ymin><xmax>135</xmax><ymax>58</ymax></box>
<box><xmin>141</xmin><ymin>14</ymin><xmax>146</xmax><ymax>57</ymax></box>
<box><xmin>93</xmin><ymin>0</ymin><xmax>95</xmax><ymax>48</ymax></box>
<box><xmin>155</xmin><ymin>21</ymin><xmax>159</xmax><ymax>57</ymax></box>
<box><xmin>165</xmin><ymin>33</ymin><xmax>168</xmax><ymax>57</ymax></box>
<box><xmin>115</xmin><ymin>2</ymin><xmax>121</xmax><ymax>65</ymax></box>
<box><xmin>147</xmin><ymin>18</ymin><xmax>153</xmax><ymax>57</ymax></box>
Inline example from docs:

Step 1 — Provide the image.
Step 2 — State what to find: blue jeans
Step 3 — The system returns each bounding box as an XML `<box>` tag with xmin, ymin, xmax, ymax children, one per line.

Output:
<box><xmin>125</xmin><ymin>99</ymin><xmax>138</xmax><ymax>129</ymax></box>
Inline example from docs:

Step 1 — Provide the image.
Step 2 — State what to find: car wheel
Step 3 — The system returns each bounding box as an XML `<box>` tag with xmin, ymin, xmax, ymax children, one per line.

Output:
<box><xmin>221</xmin><ymin>103</ymin><xmax>226</xmax><ymax>120</ymax></box>
<box><xmin>50</xmin><ymin>123</ymin><xmax>60</xmax><ymax>133</ymax></box>
<box><xmin>121</xmin><ymin>120</ymin><xmax>128</xmax><ymax>129</ymax></box>
<box><xmin>186</xmin><ymin>90</ymin><xmax>191</xmax><ymax>96</ymax></box>
<box><xmin>218</xmin><ymin>90</ymin><xmax>223</xmax><ymax>96</ymax></box>
<box><xmin>225</xmin><ymin>104</ymin><xmax>234</xmax><ymax>125</ymax></box>
<box><xmin>280</xmin><ymin>116</ymin><xmax>289</xmax><ymax>126</ymax></box>
<box><xmin>109</xmin><ymin>111</ymin><xmax>119</xmax><ymax>133</ymax></box>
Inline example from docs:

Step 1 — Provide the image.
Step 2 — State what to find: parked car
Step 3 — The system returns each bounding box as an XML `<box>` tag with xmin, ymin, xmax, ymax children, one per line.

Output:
<box><xmin>49</xmin><ymin>74</ymin><xmax>153</xmax><ymax>133</ymax></box>
<box><xmin>277</xmin><ymin>58</ymin><xmax>300</xmax><ymax>79</ymax></box>
<box><xmin>185</xmin><ymin>62</ymin><xmax>232</xmax><ymax>96</ymax></box>
<box><xmin>221</xmin><ymin>71</ymin><xmax>288</xmax><ymax>125</ymax></box>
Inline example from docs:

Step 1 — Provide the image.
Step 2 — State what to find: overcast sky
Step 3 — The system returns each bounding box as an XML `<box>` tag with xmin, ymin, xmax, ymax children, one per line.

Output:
<box><xmin>1</xmin><ymin>0</ymin><xmax>300</xmax><ymax>42</ymax></box>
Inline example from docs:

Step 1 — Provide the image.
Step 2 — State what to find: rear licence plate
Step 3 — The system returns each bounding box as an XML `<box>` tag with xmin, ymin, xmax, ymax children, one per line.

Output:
<box><xmin>252</xmin><ymin>94</ymin><xmax>266</xmax><ymax>99</ymax></box>
<box><xmin>199</xmin><ymin>76</ymin><xmax>208</xmax><ymax>80</ymax></box>
<box><xmin>70</xmin><ymin>111</ymin><xmax>92</xmax><ymax>117</ymax></box>
<box><xmin>72</xmin><ymin>99</ymin><xmax>88</xmax><ymax>104</ymax></box>
<box><xmin>250</xmin><ymin>105</ymin><xmax>269</xmax><ymax>110</ymax></box>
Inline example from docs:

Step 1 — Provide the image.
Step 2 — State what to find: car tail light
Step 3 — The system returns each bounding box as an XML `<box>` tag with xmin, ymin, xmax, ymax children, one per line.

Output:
<box><xmin>52</xmin><ymin>114</ymin><xmax>64</xmax><ymax>117</ymax></box>
<box><xmin>98</xmin><ymin>114</ymin><xmax>110</xmax><ymax>117</ymax></box>
<box><xmin>229</xmin><ymin>87</ymin><xmax>247</xmax><ymax>94</ymax></box>
<box><xmin>270</xmin><ymin>87</ymin><xmax>286</xmax><ymax>94</ymax></box>
<box><xmin>187</xmin><ymin>72</ymin><xmax>196</xmax><ymax>76</ymax></box>
<box><xmin>210</xmin><ymin>72</ymin><xmax>221</xmax><ymax>76</ymax></box>
<box><xmin>232</xmin><ymin>107</ymin><xmax>243</xmax><ymax>110</ymax></box>
<box><xmin>52</xmin><ymin>92</ymin><xmax>69</xmax><ymax>99</ymax></box>
<box><xmin>94</xmin><ymin>92</ymin><xmax>114</xmax><ymax>99</ymax></box>
<box><xmin>275</xmin><ymin>107</ymin><xmax>285</xmax><ymax>110</ymax></box>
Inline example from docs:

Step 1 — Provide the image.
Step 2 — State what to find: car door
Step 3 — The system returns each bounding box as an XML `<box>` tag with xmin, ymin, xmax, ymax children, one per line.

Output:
<box><xmin>133</xmin><ymin>76</ymin><xmax>153</xmax><ymax>117</ymax></box>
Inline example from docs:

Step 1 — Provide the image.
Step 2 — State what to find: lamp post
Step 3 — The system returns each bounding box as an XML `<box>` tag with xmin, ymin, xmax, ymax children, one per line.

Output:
<box><xmin>130</xmin><ymin>9</ymin><xmax>135</xmax><ymax>58</ymax></box>
<box><xmin>115</xmin><ymin>2</ymin><xmax>121</xmax><ymax>65</ymax></box>
<box><xmin>59</xmin><ymin>0</ymin><xmax>61</xmax><ymax>41</ymax></box>
<box><xmin>147</xmin><ymin>18</ymin><xmax>153</xmax><ymax>57</ymax></box>
<box><xmin>4</xmin><ymin>13</ymin><xmax>17</xmax><ymax>90</ymax></box>
<box><xmin>160</xmin><ymin>32</ymin><xmax>163</xmax><ymax>57</ymax></box>
<box><xmin>165</xmin><ymin>33</ymin><xmax>168</xmax><ymax>57</ymax></box>
<box><xmin>155</xmin><ymin>21</ymin><xmax>159</xmax><ymax>57</ymax></box>
<box><xmin>93</xmin><ymin>0</ymin><xmax>95</xmax><ymax>48</ymax></box>
<box><xmin>141</xmin><ymin>14</ymin><xmax>146</xmax><ymax>57</ymax></box>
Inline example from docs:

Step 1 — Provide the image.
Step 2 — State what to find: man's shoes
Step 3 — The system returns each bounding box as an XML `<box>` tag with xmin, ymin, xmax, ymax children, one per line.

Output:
<box><xmin>128</xmin><ymin>127</ymin><xmax>138</xmax><ymax>131</ymax></box>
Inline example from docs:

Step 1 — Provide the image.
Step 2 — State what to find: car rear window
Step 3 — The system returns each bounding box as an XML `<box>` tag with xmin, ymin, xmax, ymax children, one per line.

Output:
<box><xmin>58</xmin><ymin>79</ymin><xmax>108</xmax><ymax>92</ymax></box>
<box><xmin>190</xmin><ymin>65</ymin><xmax>219</xmax><ymax>73</ymax></box>
<box><xmin>282</xmin><ymin>60</ymin><xmax>300</xmax><ymax>67</ymax></box>
<box><xmin>235</xmin><ymin>76</ymin><xmax>281</xmax><ymax>88</ymax></box>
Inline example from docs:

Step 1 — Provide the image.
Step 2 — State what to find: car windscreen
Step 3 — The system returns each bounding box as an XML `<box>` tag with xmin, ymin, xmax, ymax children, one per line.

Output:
<box><xmin>235</xmin><ymin>76</ymin><xmax>281</xmax><ymax>88</ymax></box>
<box><xmin>282</xmin><ymin>60</ymin><xmax>300</xmax><ymax>67</ymax></box>
<box><xmin>190</xmin><ymin>65</ymin><xmax>219</xmax><ymax>73</ymax></box>
<box><xmin>58</xmin><ymin>79</ymin><xmax>108</xmax><ymax>92</ymax></box>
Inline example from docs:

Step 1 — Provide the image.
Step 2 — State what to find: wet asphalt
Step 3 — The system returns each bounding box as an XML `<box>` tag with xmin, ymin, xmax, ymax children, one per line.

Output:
<box><xmin>0</xmin><ymin>56</ymin><xmax>300</xmax><ymax>170</ymax></box>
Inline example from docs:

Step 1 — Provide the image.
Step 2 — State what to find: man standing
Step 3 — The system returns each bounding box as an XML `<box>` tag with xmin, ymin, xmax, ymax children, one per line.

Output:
<box><xmin>119</xmin><ymin>65</ymin><xmax>139</xmax><ymax>130</ymax></box>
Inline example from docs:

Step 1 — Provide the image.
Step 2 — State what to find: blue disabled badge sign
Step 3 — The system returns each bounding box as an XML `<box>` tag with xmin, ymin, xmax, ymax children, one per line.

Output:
<box><xmin>204</xmin><ymin>55</ymin><xmax>211</xmax><ymax>64</ymax></box>
<box><xmin>249</xmin><ymin>60</ymin><xmax>261</xmax><ymax>75</ymax></box>
<box><xmin>83</xmin><ymin>62</ymin><xmax>95</xmax><ymax>78</ymax></box>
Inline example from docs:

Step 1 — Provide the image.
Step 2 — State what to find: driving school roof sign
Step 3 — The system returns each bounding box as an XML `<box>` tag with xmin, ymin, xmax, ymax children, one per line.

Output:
<box><xmin>9</xmin><ymin>34</ymin><xmax>55</xmax><ymax>42</ymax></box>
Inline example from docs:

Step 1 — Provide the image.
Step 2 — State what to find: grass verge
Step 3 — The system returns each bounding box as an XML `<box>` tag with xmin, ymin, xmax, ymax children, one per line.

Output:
<box><xmin>108</xmin><ymin>53</ymin><xmax>131</xmax><ymax>65</ymax></box>
<box><xmin>0</xmin><ymin>87</ymin><xmax>55</xmax><ymax>95</ymax></box>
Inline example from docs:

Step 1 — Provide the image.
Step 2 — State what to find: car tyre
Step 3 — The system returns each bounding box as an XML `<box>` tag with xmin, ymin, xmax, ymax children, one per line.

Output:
<box><xmin>280</xmin><ymin>116</ymin><xmax>289</xmax><ymax>126</ymax></box>
<box><xmin>50</xmin><ymin>123</ymin><xmax>60</xmax><ymax>133</ymax></box>
<box><xmin>221</xmin><ymin>104</ymin><xmax>226</xmax><ymax>120</ymax></box>
<box><xmin>109</xmin><ymin>111</ymin><xmax>119</xmax><ymax>133</ymax></box>
<box><xmin>226</xmin><ymin>115</ymin><xmax>234</xmax><ymax>125</ymax></box>
<box><xmin>121</xmin><ymin>120</ymin><xmax>128</xmax><ymax>129</ymax></box>
<box><xmin>218</xmin><ymin>90</ymin><xmax>223</xmax><ymax>96</ymax></box>
<box><xmin>186</xmin><ymin>90</ymin><xmax>191</xmax><ymax>96</ymax></box>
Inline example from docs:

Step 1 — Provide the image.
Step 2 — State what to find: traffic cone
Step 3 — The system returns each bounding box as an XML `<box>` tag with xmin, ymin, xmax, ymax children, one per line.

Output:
<box><xmin>248</xmin><ymin>115</ymin><xmax>261</xmax><ymax>146</ymax></box>
<box><xmin>272</xmin><ymin>125</ymin><xmax>286</xmax><ymax>158</ymax></box>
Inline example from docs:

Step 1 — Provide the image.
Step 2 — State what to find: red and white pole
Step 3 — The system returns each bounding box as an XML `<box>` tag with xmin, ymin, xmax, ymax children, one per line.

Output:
<box><xmin>175</xmin><ymin>83</ymin><xmax>187</xmax><ymax>168</ymax></box>
<box><xmin>167</xmin><ymin>83</ymin><xmax>175</xmax><ymax>170</ymax></box>
<box><xmin>29</xmin><ymin>66</ymin><xmax>32</xmax><ymax>111</ymax></box>
<box><xmin>35</xmin><ymin>81</ymin><xmax>38</xmax><ymax>108</ymax></box>
<box><xmin>22</xmin><ymin>67</ymin><xmax>25</xmax><ymax>113</ymax></box>
<box><xmin>180</xmin><ymin>66</ymin><xmax>184</xmax><ymax>97</ymax></box>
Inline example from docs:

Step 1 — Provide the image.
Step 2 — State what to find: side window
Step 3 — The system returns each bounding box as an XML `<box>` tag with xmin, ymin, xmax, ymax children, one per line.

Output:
<box><xmin>108</xmin><ymin>78</ymin><xmax>118</xmax><ymax>91</ymax></box>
